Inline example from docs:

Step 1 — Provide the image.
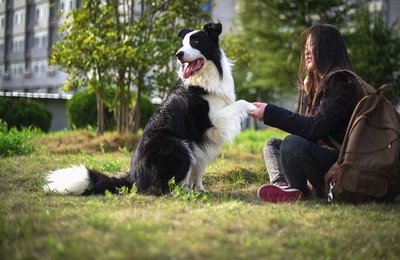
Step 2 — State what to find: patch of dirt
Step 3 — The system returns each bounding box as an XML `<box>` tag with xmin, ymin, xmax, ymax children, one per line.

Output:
<box><xmin>34</xmin><ymin>130</ymin><xmax>140</xmax><ymax>153</ymax></box>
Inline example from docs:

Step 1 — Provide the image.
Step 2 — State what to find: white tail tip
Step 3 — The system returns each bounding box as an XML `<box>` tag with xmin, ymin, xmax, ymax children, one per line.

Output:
<box><xmin>43</xmin><ymin>165</ymin><xmax>90</xmax><ymax>195</ymax></box>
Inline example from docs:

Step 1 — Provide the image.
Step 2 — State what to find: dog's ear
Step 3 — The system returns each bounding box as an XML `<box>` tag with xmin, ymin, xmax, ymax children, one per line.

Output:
<box><xmin>203</xmin><ymin>22</ymin><xmax>222</xmax><ymax>43</ymax></box>
<box><xmin>178</xmin><ymin>29</ymin><xmax>192</xmax><ymax>39</ymax></box>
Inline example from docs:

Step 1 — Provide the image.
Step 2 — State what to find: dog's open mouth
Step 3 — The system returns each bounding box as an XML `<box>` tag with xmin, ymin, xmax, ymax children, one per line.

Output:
<box><xmin>183</xmin><ymin>58</ymin><xmax>204</xmax><ymax>78</ymax></box>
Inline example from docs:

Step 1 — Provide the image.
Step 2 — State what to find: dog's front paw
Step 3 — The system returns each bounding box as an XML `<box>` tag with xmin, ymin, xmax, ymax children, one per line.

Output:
<box><xmin>237</xmin><ymin>100</ymin><xmax>257</xmax><ymax>113</ymax></box>
<box><xmin>247</xmin><ymin>103</ymin><xmax>257</xmax><ymax>113</ymax></box>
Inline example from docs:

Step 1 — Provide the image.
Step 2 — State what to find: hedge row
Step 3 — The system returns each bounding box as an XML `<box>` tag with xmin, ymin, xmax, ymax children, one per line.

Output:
<box><xmin>67</xmin><ymin>89</ymin><xmax>155</xmax><ymax>130</ymax></box>
<box><xmin>0</xmin><ymin>90</ymin><xmax>156</xmax><ymax>133</ymax></box>
<box><xmin>0</xmin><ymin>97</ymin><xmax>52</xmax><ymax>132</ymax></box>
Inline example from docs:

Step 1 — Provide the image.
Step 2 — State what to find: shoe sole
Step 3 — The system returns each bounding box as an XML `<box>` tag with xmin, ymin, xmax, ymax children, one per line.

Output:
<box><xmin>257</xmin><ymin>184</ymin><xmax>303</xmax><ymax>203</ymax></box>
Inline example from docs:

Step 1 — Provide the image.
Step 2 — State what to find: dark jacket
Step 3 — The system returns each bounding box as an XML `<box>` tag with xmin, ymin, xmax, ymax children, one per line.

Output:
<box><xmin>263</xmin><ymin>71</ymin><xmax>368</xmax><ymax>147</ymax></box>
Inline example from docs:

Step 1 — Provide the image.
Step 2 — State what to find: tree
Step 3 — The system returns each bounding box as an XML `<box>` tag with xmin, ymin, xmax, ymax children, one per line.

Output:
<box><xmin>227</xmin><ymin>1</ymin><xmax>400</xmax><ymax>102</ymax></box>
<box><xmin>226</xmin><ymin>0</ymin><xmax>351</xmax><ymax>102</ymax></box>
<box><xmin>51</xmin><ymin>0</ymin><xmax>114</xmax><ymax>135</ymax></box>
<box><xmin>51</xmin><ymin>0</ymin><xmax>208</xmax><ymax>134</ymax></box>
<box><xmin>106</xmin><ymin>0</ymin><xmax>208</xmax><ymax>133</ymax></box>
<box><xmin>345</xmin><ymin>6</ymin><xmax>400</xmax><ymax>92</ymax></box>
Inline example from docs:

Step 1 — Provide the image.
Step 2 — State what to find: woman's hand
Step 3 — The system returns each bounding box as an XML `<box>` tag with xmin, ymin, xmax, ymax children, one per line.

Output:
<box><xmin>250</xmin><ymin>102</ymin><xmax>268</xmax><ymax>121</ymax></box>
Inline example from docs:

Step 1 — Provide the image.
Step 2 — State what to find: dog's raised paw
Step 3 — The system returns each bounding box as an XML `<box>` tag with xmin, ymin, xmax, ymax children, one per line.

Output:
<box><xmin>239</xmin><ymin>100</ymin><xmax>257</xmax><ymax>113</ymax></box>
<box><xmin>247</xmin><ymin>103</ymin><xmax>257</xmax><ymax>113</ymax></box>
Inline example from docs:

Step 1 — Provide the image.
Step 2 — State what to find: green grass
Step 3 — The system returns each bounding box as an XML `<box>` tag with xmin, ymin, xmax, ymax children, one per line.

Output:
<box><xmin>1</xmin><ymin>128</ymin><xmax>400</xmax><ymax>259</ymax></box>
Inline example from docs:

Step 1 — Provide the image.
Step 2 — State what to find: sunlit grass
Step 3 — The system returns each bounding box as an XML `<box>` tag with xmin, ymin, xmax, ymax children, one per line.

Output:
<box><xmin>1</xmin><ymin>128</ymin><xmax>400</xmax><ymax>259</ymax></box>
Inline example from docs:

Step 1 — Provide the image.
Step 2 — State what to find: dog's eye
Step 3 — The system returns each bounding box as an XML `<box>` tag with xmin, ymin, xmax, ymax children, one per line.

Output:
<box><xmin>191</xmin><ymin>38</ymin><xmax>199</xmax><ymax>46</ymax></box>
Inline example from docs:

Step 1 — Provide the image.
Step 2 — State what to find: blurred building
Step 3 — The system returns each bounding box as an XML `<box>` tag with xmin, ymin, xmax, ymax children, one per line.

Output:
<box><xmin>209</xmin><ymin>0</ymin><xmax>236</xmax><ymax>35</ymax></box>
<box><xmin>0</xmin><ymin>0</ymin><xmax>75</xmax><ymax>94</ymax></box>
<box><xmin>0</xmin><ymin>0</ymin><xmax>81</xmax><ymax>130</ymax></box>
<box><xmin>368</xmin><ymin>0</ymin><xmax>400</xmax><ymax>28</ymax></box>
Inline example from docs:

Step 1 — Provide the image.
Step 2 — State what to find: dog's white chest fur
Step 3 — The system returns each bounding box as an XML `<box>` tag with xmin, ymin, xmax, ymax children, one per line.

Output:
<box><xmin>176</xmin><ymin>22</ymin><xmax>256</xmax><ymax>192</ymax></box>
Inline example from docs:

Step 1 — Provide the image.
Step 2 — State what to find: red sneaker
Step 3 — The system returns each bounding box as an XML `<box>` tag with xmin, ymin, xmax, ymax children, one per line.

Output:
<box><xmin>257</xmin><ymin>184</ymin><xmax>303</xmax><ymax>203</ymax></box>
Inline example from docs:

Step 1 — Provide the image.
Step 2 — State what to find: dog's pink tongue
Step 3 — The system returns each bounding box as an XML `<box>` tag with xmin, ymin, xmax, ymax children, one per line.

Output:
<box><xmin>183</xmin><ymin>59</ymin><xmax>204</xmax><ymax>78</ymax></box>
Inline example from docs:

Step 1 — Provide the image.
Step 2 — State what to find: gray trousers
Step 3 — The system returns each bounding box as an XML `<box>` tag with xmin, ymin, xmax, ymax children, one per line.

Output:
<box><xmin>263</xmin><ymin>135</ymin><xmax>339</xmax><ymax>198</ymax></box>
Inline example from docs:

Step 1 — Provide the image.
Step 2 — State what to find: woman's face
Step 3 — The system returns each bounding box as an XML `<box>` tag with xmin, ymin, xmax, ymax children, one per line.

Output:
<box><xmin>305</xmin><ymin>35</ymin><xmax>315</xmax><ymax>72</ymax></box>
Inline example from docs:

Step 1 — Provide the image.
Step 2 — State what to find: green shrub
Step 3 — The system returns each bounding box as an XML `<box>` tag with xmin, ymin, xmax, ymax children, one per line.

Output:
<box><xmin>67</xmin><ymin>89</ymin><xmax>155</xmax><ymax>130</ymax></box>
<box><xmin>0</xmin><ymin>119</ymin><xmax>7</xmax><ymax>133</ymax></box>
<box><xmin>0</xmin><ymin>120</ymin><xmax>37</xmax><ymax>157</ymax></box>
<box><xmin>67</xmin><ymin>90</ymin><xmax>98</xmax><ymax>129</ymax></box>
<box><xmin>139</xmin><ymin>94</ymin><xmax>155</xmax><ymax>128</ymax></box>
<box><xmin>67</xmin><ymin>89</ymin><xmax>116</xmax><ymax>130</ymax></box>
<box><xmin>0</xmin><ymin>97</ymin><xmax>52</xmax><ymax>132</ymax></box>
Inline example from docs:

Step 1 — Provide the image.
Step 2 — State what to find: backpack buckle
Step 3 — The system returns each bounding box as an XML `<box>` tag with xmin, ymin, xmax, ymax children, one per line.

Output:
<box><xmin>328</xmin><ymin>181</ymin><xmax>335</xmax><ymax>202</ymax></box>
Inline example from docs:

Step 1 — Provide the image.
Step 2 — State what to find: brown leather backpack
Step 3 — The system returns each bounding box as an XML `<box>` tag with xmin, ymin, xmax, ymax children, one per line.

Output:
<box><xmin>325</xmin><ymin>82</ymin><xmax>400</xmax><ymax>203</ymax></box>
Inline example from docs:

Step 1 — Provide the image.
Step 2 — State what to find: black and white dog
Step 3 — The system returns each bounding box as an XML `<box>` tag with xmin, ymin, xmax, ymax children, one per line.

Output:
<box><xmin>44</xmin><ymin>22</ymin><xmax>256</xmax><ymax>196</ymax></box>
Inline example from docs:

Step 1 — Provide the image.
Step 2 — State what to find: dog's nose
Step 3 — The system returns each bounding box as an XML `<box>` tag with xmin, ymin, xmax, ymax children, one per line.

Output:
<box><xmin>176</xmin><ymin>51</ymin><xmax>184</xmax><ymax>61</ymax></box>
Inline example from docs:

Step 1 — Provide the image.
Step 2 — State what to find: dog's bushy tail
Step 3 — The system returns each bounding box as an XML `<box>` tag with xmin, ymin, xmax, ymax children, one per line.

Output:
<box><xmin>43</xmin><ymin>165</ymin><xmax>130</xmax><ymax>195</ymax></box>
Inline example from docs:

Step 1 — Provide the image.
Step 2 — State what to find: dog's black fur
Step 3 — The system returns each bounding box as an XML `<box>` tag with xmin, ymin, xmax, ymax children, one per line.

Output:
<box><xmin>44</xmin><ymin>22</ymin><xmax>255</xmax><ymax>196</ymax></box>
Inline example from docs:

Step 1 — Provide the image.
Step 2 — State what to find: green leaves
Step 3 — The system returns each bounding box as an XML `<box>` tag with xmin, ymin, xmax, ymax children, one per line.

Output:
<box><xmin>0</xmin><ymin>127</ymin><xmax>37</xmax><ymax>157</ymax></box>
<box><xmin>51</xmin><ymin>0</ymin><xmax>209</xmax><ymax>133</ymax></box>
<box><xmin>345</xmin><ymin>6</ymin><xmax>400</xmax><ymax>90</ymax></box>
<box><xmin>232</xmin><ymin>0</ymin><xmax>349</xmax><ymax>100</ymax></box>
<box><xmin>231</xmin><ymin>0</ymin><xmax>400</xmax><ymax>101</ymax></box>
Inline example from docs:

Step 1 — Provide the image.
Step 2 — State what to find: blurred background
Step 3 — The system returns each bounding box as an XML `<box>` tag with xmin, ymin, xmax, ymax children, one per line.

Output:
<box><xmin>0</xmin><ymin>0</ymin><xmax>399</xmax><ymax>133</ymax></box>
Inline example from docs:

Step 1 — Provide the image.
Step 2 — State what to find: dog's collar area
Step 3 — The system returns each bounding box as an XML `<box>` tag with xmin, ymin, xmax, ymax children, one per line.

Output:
<box><xmin>183</xmin><ymin>58</ymin><xmax>204</xmax><ymax>78</ymax></box>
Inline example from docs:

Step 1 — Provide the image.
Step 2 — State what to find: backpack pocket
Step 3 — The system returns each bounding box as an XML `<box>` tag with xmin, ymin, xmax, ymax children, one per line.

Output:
<box><xmin>335</xmin><ymin>164</ymin><xmax>389</xmax><ymax>200</ymax></box>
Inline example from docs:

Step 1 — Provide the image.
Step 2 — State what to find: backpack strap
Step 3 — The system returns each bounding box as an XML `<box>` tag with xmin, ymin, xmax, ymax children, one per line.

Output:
<box><xmin>324</xmin><ymin>69</ymin><xmax>374</xmax><ymax>151</ymax></box>
<box><xmin>322</xmin><ymin>69</ymin><xmax>376</xmax><ymax>96</ymax></box>
<box><xmin>328</xmin><ymin>135</ymin><xmax>341</xmax><ymax>150</ymax></box>
<box><xmin>376</xmin><ymin>84</ymin><xmax>393</xmax><ymax>93</ymax></box>
<box><xmin>376</xmin><ymin>84</ymin><xmax>397</xmax><ymax>103</ymax></box>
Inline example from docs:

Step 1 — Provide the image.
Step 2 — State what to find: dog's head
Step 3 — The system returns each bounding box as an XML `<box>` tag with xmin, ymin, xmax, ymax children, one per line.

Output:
<box><xmin>176</xmin><ymin>22</ymin><xmax>223</xmax><ymax>81</ymax></box>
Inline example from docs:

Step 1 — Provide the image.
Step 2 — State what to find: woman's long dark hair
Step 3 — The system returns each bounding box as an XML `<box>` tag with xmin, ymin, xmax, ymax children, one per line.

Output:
<box><xmin>296</xmin><ymin>24</ymin><xmax>355</xmax><ymax>115</ymax></box>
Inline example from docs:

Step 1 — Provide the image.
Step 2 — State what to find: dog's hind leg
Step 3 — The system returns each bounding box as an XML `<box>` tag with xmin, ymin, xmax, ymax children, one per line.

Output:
<box><xmin>181</xmin><ymin>165</ymin><xmax>206</xmax><ymax>192</ymax></box>
<box><xmin>191</xmin><ymin>168</ymin><xmax>207</xmax><ymax>192</ymax></box>
<box><xmin>187</xmin><ymin>167</ymin><xmax>205</xmax><ymax>191</ymax></box>
<box><xmin>131</xmin><ymin>136</ymin><xmax>194</xmax><ymax>195</ymax></box>
<box><xmin>182</xmin><ymin>167</ymin><xmax>192</xmax><ymax>193</ymax></box>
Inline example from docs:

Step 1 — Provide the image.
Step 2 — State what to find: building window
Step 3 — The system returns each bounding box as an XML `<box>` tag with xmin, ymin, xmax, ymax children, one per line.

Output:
<box><xmin>10</xmin><ymin>63</ymin><xmax>25</xmax><ymax>78</ymax></box>
<box><xmin>35</xmin><ymin>4</ymin><xmax>48</xmax><ymax>25</ymax></box>
<box><xmin>12</xmin><ymin>38</ymin><xmax>24</xmax><ymax>53</ymax></box>
<box><xmin>32</xmin><ymin>61</ymin><xmax>48</xmax><ymax>75</ymax></box>
<box><xmin>69</xmin><ymin>0</ymin><xmax>74</xmax><ymax>11</ymax></box>
<box><xmin>14</xmin><ymin>13</ymin><xmax>19</xmax><ymax>26</ymax></box>
<box><xmin>35</xmin><ymin>7</ymin><xmax>40</xmax><ymax>20</ymax></box>
<box><xmin>33</xmin><ymin>65</ymin><xmax>39</xmax><ymax>74</ymax></box>
<box><xmin>42</xmin><ymin>35</ymin><xmax>47</xmax><ymax>47</ymax></box>
<box><xmin>59</xmin><ymin>0</ymin><xmax>65</xmax><ymax>11</ymax></box>
<box><xmin>0</xmin><ymin>16</ymin><xmax>5</xmax><ymax>28</ymax></box>
<box><xmin>14</xmin><ymin>10</ymin><xmax>25</xmax><ymax>26</ymax></box>
<box><xmin>33</xmin><ymin>32</ymin><xmax>48</xmax><ymax>48</ymax></box>
<box><xmin>34</xmin><ymin>37</ymin><xmax>39</xmax><ymax>47</ymax></box>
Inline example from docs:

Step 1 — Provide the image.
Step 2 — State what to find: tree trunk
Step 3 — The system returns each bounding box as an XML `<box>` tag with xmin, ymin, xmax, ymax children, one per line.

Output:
<box><xmin>95</xmin><ymin>90</ymin><xmax>105</xmax><ymax>136</ymax></box>
<box><xmin>116</xmin><ymin>69</ymin><xmax>128</xmax><ymax>133</ymax></box>
<box><xmin>129</xmin><ymin>74</ymin><xmax>143</xmax><ymax>134</ymax></box>
<box><xmin>129</xmin><ymin>98</ymin><xmax>141</xmax><ymax>134</ymax></box>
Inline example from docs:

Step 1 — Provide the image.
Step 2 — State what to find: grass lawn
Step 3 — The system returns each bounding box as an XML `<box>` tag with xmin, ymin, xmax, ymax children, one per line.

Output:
<box><xmin>1</xmin><ymin>128</ymin><xmax>400</xmax><ymax>259</ymax></box>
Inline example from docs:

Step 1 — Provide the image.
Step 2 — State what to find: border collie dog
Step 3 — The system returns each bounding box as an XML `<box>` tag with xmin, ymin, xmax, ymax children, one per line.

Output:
<box><xmin>44</xmin><ymin>22</ymin><xmax>256</xmax><ymax>196</ymax></box>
